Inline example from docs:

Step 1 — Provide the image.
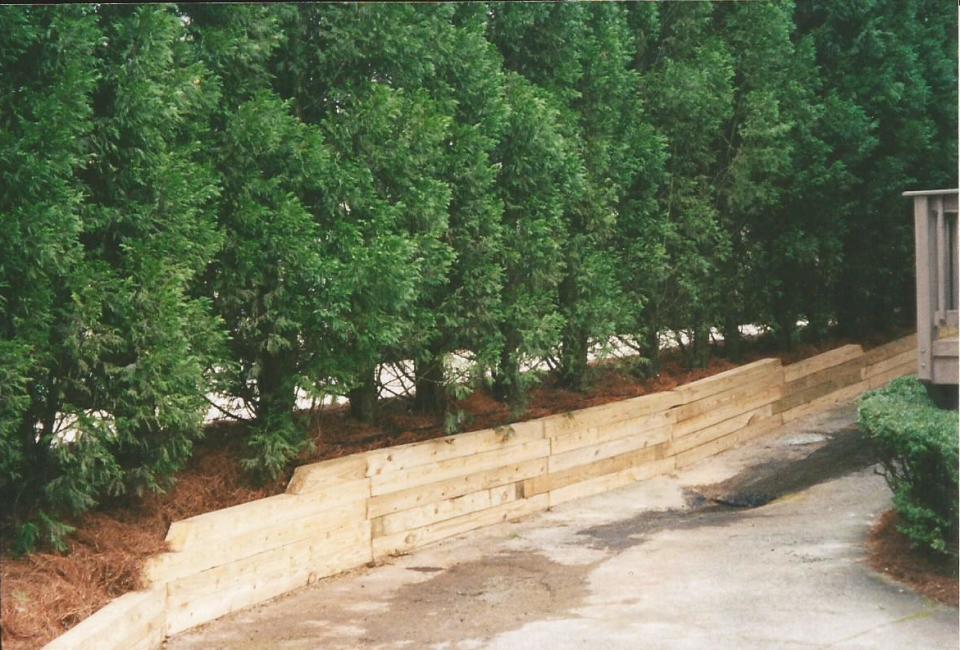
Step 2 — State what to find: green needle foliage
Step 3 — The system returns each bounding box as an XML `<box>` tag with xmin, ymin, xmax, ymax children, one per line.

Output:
<box><xmin>80</xmin><ymin>5</ymin><xmax>223</xmax><ymax>495</ymax></box>
<box><xmin>274</xmin><ymin>4</ymin><xmax>454</xmax><ymax>424</ymax></box>
<box><xmin>636</xmin><ymin>1</ymin><xmax>733</xmax><ymax>370</ymax></box>
<box><xmin>797</xmin><ymin>0</ymin><xmax>959</xmax><ymax>337</ymax></box>
<box><xmin>491</xmin><ymin>72</ymin><xmax>578</xmax><ymax>407</ymax></box>
<box><xmin>1</xmin><ymin>6</ymin><xmax>104</xmax><ymax>552</ymax></box>
<box><xmin>0</xmin><ymin>2</ymin><xmax>955</xmax><ymax>551</ymax></box>
<box><xmin>1</xmin><ymin>5</ymin><xmax>222</xmax><ymax>552</ymax></box>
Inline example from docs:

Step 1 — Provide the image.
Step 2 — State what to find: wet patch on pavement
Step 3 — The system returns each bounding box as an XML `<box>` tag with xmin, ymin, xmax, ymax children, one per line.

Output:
<box><xmin>701</xmin><ymin>426</ymin><xmax>878</xmax><ymax>508</ymax></box>
<box><xmin>361</xmin><ymin>550</ymin><xmax>596</xmax><ymax>646</ymax></box>
<box><xmin>578</xmin><ymin>425</ymin><xmax>879</xmax><ymax>551</ymax></box>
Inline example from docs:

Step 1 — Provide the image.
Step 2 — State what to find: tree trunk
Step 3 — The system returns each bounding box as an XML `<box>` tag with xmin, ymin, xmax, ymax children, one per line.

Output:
<box><xmin>559</xmin><ymin>325</ymin><xmax>588</xmax><ymax>390</ymax></box>
<box><xmin>257</xmin><ymin>350</ymin><xmax>298</xmax><ymax>429</ymax></box>
<box><xmin>558</xmin><ymin>263</ymin><xmax>587</xmax><ymax>390</ymax></box>
<box><xmin>722</xmin><ymin>314</ymin><xmax>742</xmax><ymax>362</ymax></box>
<box><xmin>414</xmin><ymin>351</ymin><xmax>447</xmax><ymax>416</ymax></box>
<box><xmin>493</xmin><ymin>330</ymin><xmax>523</xmax><ymax>406</ymax></box>
<box><xmin>642</xmin><ymin>325</ymin><xmax>660</xmax><ymax>378</ymax></box>
<box><xmin>348</xmin><ymin>365</ymin><xmax>379</xmax><ymax>423</ymax></box>
<box><xmin>690</xmin><ymin>320</ymin><xmax>710</xmax><ymax>369</ymax></box>
<box><xmin>775</xmin><ymin>304</ymin><xmax>795</xmax><ymax>351</ymax></box>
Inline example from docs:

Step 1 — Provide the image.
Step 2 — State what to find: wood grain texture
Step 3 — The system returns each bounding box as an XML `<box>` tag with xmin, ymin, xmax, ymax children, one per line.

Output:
<box><xmin>674</xmin><ymin>359</ymin><xmax>782</xmax><ymax>404</ymax></box>
<box><xmin>371</xmin><ymin>495</ymin><xmax>549</xmax><ymax>558</ymax></box>
<box><xmin>522</xmin><ymin>443</ymin><xmax>667</xmax><ymax>497</ymax></box>
<box><xmin>867</xmin><ymin>362</ymin><xmax>917</xmax><ymax>390</ymax></box>
<box><xmin>365</xmin><ymin>419</ymin><xmax>545</xmax><ymax>479</ymax></box>
<box><xmin>373</xmin><ymin>484</ymin><xmax>519</xmax><ymax>537</ymax></box>
<box><xmin>367</xmin><ymin>458</ymin><xmax>547</xmax><ymax>519</ymax></box>
<box><xmin>547</xmin><ymin>458</ymin><xmax>675</xmax><ymax>507</ymax></box>
<box><xmin>145</xmin><ymin>501</ymin><xmax>366</xmax><ymax>585</ymax></box>
<box><xmin>780</xmin><ymin>381</ymin><xmax>869</xmax><ymax>423</ymax></box>
<box><xmin>783</xmin><ymin>344</ymin><xmax>864</xmax><ymax>383</ymax></box>
<box><xmin>541</xmin><ymin>391</ymin><xmax>680</xmax><ymax>439</ymax></box>
<box><xmin>550</xmin><ymin>410</ymin><xmax>674</xmax><ymax>455</ymax></box>
<box><xmin>671</xmin><ymin>374</ymin><xmax>777</xmax><ymax>423</ymax></box>
<box><xmin>164</xmin><ymin>483</ymin><xmax>369</xmax><ymax>552</ymax></box>
<box><xmin>669</xmin><ymin>404</ymin><xmax>774</xmax><ymax>456</ymax></box>
<box><xmin>286</xmin><ymin>455</ymin><xmax>368</xmax><ymax>494</ymax></box>
<box><xmin>674</xmin><ymin>415</ymin><xmax>783</xmax><ymax>469</ymax></box>
<box><xmin>782</xmin><ymin>354</ymin><xmax>867</xmax><ymax>395</ymax></box>
<box><xmin>861</xmin><ymin>349</ymin><xmax>917</xmax><ymax>380</ymax></box>
<box><xmin>369</xmin><ymin>439</ymin><xmax>550</xmax><ymax>496</ymax></box>
<box><xmin>43</xmin><ymin>590</ymin><xmax>165</xmax><ymax>650</ymax></box>
<box><xmin>548</xmin><ymin>424</ymin><xmax>672</xmax><ymax>473</ymax></box>
<box><xmin>672</xmin><ymin>384</ymin><xmax>781</xmax><ymax>438</ymax></box>
<box><xmin>860</xmin><ymin>334</ymin><xmax>917</xmax><ymax>366</ymax></box>
<box><xmin>165</xmin><ymin>521</ymin><xmax>371</xmax><ymax>635</ymax></box>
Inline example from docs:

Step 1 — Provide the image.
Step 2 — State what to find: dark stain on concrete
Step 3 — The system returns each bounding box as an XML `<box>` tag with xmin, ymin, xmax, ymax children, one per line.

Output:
<box><xmin>703</xmin><ymin>426</ymin><xmax>878</xmax><ymax>508</ymax></box>
<box><xmin>578</xmin><ymin>425</ymin><xmax>879</xmax><ymax>551</ymax></box>
<box><xmin>361</xmin><ymin>550</ymin><xmax>596</xmax><ymax>646</ymax></box>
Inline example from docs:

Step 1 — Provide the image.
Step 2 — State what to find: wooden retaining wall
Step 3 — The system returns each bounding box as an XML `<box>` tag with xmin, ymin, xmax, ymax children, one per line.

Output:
<box><xmin>44</xmin><ymin>335</ymin><xmax>917</xmax><ymax>649</ymax></box>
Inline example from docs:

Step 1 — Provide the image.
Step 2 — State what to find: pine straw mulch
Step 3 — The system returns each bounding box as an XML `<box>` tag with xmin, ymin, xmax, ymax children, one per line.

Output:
<box><xmin>0</xmin><ymin>331</ymin><xmax>899</xmax><ymax>648</ymax></box>
<box><xmin>867</xmin><ymin>510</ymin><xmax>959</xmax><ymax>607</ymax></box>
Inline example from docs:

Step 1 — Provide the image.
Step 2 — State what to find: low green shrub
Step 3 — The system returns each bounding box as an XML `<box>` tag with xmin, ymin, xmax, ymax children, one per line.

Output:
<box><xmin>859</xmin><ymin>377</ymin><xmax>958</xmax><ymax>557</ymax></box>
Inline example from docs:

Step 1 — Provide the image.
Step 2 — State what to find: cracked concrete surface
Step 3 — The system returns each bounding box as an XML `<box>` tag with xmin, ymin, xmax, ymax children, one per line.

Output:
<box><xmin>165</xmin><ymin>404</ymin><xmax>959</xmax><ymax>649</ymax></box>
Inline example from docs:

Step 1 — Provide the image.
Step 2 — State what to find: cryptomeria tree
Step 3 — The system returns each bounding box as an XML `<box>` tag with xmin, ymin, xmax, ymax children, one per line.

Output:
<box><xmin>633</xmin><ymin>1</ymin><xmax>733</xmax><ymax>369</ymax></box>
<box><xmin>490</xmin><ymin>2</ymin><xmax>649</xmax><ymax>390</ymax></box>
<box><xmin>1</xmin><ymin>5</ymin><xmax>222</xmax><ymax>550</ymax></box>
<box><xmin>77</xmin><ymin>5</ymin><xmax>223</xmax><ymax>492</ymax></box>
<box><xmin>274</xmin><ymin>4</ymin><xmax>452</xmax><ymax>423</ymax></box>
<box><xmin>490</xmin><ymin>73</ymin><xmax>578</xmax><ymax>406</ymax></box>
<box><xmin>191</xmin><ymin>4</ymin><xmax>446</xmax><ymax>469</ymax></box>
<box><xmin>796</xmin><ymin>0</ymin><xmax>959</xmax><ymax>337</ymax></box>
<box><xmin>555</xmin><ymin>4</ymin><xmax>641</xmax><ymax>389</ymax></box>
<box><xmin>409</xmin><ymin>4</ymin><xmax>508</xmax><ymax>418</ymax></box>
<box><xmin>185</xmin><ymin>5</ymin><xmax>350</xmax><ymax>478</ymax></box>
<box><xmin>744</xmin><ymin>20</ymin><xmax>849</xmax><ymax>349</ymax></box>
<box><xmin>710</xmin><ymin>1</ymin><xmax>802</xmax><ymax>358</ymax></box>
<box><xmin>205</xmin><ymin>94</ymin><xmax>349</xmax><ymax>479</ymax></box>
<box><xmin>0</xmin><ymin>6</ymin><xmax>103</xmax><ymax>551</ymax></box>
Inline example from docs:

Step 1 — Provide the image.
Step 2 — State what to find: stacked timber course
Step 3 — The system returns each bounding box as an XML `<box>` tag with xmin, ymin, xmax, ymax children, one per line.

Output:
<box><xmin>45</xmin><ymin>335</ymin><xmax>918</xmax><ymax>650</ymax></box>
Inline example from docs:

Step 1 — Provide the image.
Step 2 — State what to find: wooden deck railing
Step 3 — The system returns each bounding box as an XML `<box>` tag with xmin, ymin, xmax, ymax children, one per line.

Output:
<box><xmin>904</xmin><ymin>188</ymin><xmax>959</xmax><ymax>385</ymax></box>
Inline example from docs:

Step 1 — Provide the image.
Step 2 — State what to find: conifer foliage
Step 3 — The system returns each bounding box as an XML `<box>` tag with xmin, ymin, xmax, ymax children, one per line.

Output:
<box><xmin>1</xmin><ymin>2</ymin><xmax>956</xmax><ymax>551</ymax></box>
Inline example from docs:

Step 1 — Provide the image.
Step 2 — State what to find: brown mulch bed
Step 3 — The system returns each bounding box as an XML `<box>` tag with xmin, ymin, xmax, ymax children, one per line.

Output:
<box><xmin>0</xmin><ymin>330</ymin><xmax>906</xmax><ymax>648</ymax></box>
<box><xmin>867</xmin><ymin>509</ymin><xmax>959</xmax><ymax>607</ymax></box>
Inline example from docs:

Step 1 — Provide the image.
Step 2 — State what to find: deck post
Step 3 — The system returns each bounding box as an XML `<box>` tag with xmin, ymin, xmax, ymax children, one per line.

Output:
<box><xmin>914</xmin><ymin>195</ymin><xmax>934</xmax><ymax>381</ymax></box>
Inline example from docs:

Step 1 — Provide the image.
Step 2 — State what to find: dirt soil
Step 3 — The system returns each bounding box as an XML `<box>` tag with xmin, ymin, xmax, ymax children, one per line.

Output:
<box><xmin>867</xmin><ymin>510</ymin><xmax>959</xmax><ymax>607</ymax></box>
<box><xmin>0</xmin><ymin>330</ymin><xmax>904</xmax><ymax>649</ymax></box>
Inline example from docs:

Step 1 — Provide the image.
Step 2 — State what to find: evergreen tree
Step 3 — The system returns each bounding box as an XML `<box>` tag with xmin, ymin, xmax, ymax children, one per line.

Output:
<box><xmin>491</xmin><ymin>73</ymin><xmax>578</xmax><ymax>406</ymax></box>
<box><xmin>77</xmin><ymin>5</ymin><xmax>223</xmax><ymax>492</ymax></box>
<box><xmin>712</xmin><ymin>0</ymin><xmax>800</xmax><ymax>358</ymax></box>
<box><xmin>2</xmin><ymin>1</ymin><xmax>956</xmax><ymax>553</ymax></box>
<box><xmin>0</xmin><ymin>5</ymin><xmax>103</xmax><ymax>550</ymax></box>
<box><xmin>409</xmin><ymin>4</ymin><xmax>508</xmax><ymax>418</ymax></box>
<box><xmin>185</xmin><ymin>5</ymin><xmax>350</xmax><ymax>478</ymax></box>
<box><xmin>747</xmin><ymin>26</ymin><xmax>848</xmax><ymax>349</ymax></box>
<box><xmin>797</xmin><ymin>0</ymin><xmax>959</xmax><ymax>337</ymax></box>
<box><xmin>0</xmin><ymin>5</ymin><xmax>222</xmax><ymax>549</ymax></box>
<box><xmin>634</xmin><ymin>1</ymin><xmax>734</xmax><ymax>369</ymax></box>
<box><xmin>274</xmin><ymin>4</ymin><xmax>453</xmax><ymax>423</ymax></box>
<box><xmin>490</xmin><ymin>2</ymin><xmax>657</xmax><ymax>389</ymax></box>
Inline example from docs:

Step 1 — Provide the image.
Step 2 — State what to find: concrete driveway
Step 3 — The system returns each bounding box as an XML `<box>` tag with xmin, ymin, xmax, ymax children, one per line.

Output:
<box><xmin>166</xmin><ymin>404</ymin><xmax>958</xmax><ymax>649</ymax></box>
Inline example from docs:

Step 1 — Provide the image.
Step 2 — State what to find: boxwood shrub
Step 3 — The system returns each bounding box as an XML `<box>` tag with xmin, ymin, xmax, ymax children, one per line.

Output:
<box><xmin>859</xmin><ymin>377</ymin><xmax>958</xmax><ymax>557</ymax></box>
